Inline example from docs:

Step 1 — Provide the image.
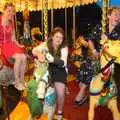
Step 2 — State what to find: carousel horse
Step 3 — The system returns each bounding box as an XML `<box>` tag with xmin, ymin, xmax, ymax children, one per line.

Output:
<box><xmin>71</xmin><ymin>36</ymin><xmax>90</xmax><ymax>68</ymax></box>
<box><xmin>88</xmin><ymin>40</ymin><xmax>120</xmax><ymax>120</ymax></box>
<box><xmin>6</xmin><ymin>51</ymin><xmax>56</xmax><ymax>120</ymax></box>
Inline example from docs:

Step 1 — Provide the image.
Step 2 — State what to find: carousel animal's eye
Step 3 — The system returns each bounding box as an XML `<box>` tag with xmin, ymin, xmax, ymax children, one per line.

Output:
<box><xmin>106</xmin><ymin>45</ymin><xmax>109</xmax><ymax>48</ymax></box>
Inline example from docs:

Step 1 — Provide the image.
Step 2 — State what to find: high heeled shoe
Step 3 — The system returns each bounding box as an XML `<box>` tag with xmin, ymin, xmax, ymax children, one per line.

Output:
<box><xmin>57</xmin><ymin>112</ymin><xmax>63</xmax><ymax>120</ymax></box>
<box><xmin>73</xmin><ymin>96</ymin><xmax>88</xmax><ymax>106</ymax></box>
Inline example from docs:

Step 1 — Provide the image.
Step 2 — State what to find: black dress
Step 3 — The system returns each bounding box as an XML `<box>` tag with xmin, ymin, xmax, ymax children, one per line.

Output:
<box><xmin>48</xmin><ymin>63</ymin><xmax>67</xmax><ymax>84</ymax></box>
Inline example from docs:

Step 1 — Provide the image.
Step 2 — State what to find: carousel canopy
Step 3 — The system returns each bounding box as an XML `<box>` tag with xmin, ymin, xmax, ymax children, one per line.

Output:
<box><xmin>97</xmin><ymin>0</ymin><xmax>120</xmax><ymax>7</ymax></box>
<box><xmin>0</xmin><ymin>0</ymin><xmax>97</xmax><ymax>12</ymax></box>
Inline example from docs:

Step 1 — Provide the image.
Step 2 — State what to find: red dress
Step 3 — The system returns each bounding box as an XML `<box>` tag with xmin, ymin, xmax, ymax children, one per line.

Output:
<box><xmin>0</xmin><ymin>16</ymin><xmax>24</xmax><ymax>59</ymax></box>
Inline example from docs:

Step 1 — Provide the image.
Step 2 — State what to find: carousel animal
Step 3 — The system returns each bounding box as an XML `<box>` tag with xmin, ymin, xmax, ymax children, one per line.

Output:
<box><xmin>71</xmin><ymin>36</ymin><xmax>90</xmax><ymax>68</ymax></box>
<box><xmin>6</xmin><ymin>52</ymin><xmax>56</xmax><ymax>120</ymax></box>
<box><xmin>88</xmin><ymin>40</ymin><xmax>120</xmax><ymax>120</ymax></box>
<box><xmin>28</xmin><ymin>58</ymin><xmax>56</xmax><ymax>120</ymax></box>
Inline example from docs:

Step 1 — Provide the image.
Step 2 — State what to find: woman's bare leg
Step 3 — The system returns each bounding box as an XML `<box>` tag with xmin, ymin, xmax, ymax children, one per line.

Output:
<box><xmin>13</xmin><ymin>54</ymin><xmax>21</xmax><ymax>82</ymax></box>
<box><xmin>54</xmin><ymin>82</ymin><xmax>65</xmax><ymax>119</ymax></box>
<box><xmin>19</xmin><ymin>54</ymin><xmax>27</xmax><ymax>86</ymax></box>
<box><xmin>75</xmin><ymin>82</ymin><xmax>87</xmax><ymax>101</ymax></box>
<box><xmin>13</xmin><ymin>53</ymin><xmax>26</xmax><ymax>90</ymax></box>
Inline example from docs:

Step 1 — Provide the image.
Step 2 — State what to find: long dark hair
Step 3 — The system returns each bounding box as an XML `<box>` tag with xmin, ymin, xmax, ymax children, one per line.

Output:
<box><xmin>47</xmin><ymin>27</ymin><xmax>67</xmax><ymax>57</ymax></box>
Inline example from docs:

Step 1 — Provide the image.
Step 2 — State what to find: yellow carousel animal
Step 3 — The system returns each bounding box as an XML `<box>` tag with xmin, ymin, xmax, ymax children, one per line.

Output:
<box><xmin>71</xmin><ymin>36</ymin><xmax>90</xmax><ymax>68</ymax></box>
<box><xmin>88</xmin><ymin>40</ymin><xmax>120</xmax><ymax>120</ymax></box>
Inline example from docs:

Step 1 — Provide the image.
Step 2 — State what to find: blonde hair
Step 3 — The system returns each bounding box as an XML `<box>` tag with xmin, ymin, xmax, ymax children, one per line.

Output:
<box><xmin>108</xmin><ymin>7</ymin><xmax>119</xmax><ymax>16</ymax></box>
<box><xmin>3</xmin><ymin>2</ymin><xmax>15</xmax><ymax>11</ymax></box>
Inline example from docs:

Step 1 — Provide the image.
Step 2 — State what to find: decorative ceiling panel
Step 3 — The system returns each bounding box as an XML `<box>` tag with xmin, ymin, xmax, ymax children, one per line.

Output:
<box><xmin>0</xmin><ymin>0</ymin><xmax>97</xmax><ymax>11</ymax></box>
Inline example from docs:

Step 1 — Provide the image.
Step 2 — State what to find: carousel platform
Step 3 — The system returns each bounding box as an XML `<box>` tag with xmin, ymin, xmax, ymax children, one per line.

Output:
<box><xmin>0</xmin><ymin>74</ymin><xmax>113</xmax><ymax>120</ymax></box>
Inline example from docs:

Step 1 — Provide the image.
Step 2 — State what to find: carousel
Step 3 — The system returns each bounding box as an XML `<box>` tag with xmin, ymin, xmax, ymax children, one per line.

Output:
<box><xmin>0</xmin><ymin>0</ymin><xmax>120</xmax><ymax>120</ymax></box>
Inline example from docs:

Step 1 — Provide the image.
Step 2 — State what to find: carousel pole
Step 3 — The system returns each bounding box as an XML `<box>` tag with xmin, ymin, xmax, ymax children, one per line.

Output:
<box><xmin>101</xmin><ymin>0</ymin><xmax>110</xmax><ymax>34</ymax></box>
<box><xmin>41</xmin><ymin>0</ymin><xmax>44</xmax><ymax>40</ymax></box>
<box><xmin>73</xmin><ymin>0</ymin><xmax>76</xmax><ymax>44</ymax></box>
<box><xmin>14</xmin><ymin>0</ymin><xmax>18</xmax><ymax>41</ymax></box>
<box><xmin>65</xmin><ymin>0</ymin><xmax>67</xmax><ymax>40</ymax></box>
<box><xmin>43</xmin><ymin>0</ymin><xmax>48</xmax><ymax>40</ymax></box>
<box><xmin>101</xmin><ymin>0</ymin><xmax>107</xmax><ymax>37</ymax></box>
<box><xmin>23</xmin><ymin>0</ymin><xmax>31</xmax><ymax>45</ymax></box>
<box><xmin>101</xmin><ymin>0</ymin><xmax>110</xmax><ymax>43</ymax></box>
<box><xmin>51</xmin><ymin>0</ymin><xmax>54</xmax><ymax>31</ymax></box>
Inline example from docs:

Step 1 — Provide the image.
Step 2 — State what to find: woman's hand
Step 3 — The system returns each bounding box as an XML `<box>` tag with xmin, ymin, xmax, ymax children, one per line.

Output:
<box><xmin>18</xmin><ymin>44</ymin><xmax>25</xmax><ymax>48</ymax></box>
<box><xmin>45</xmin><ymin>53</ymin><xmax>54</xmax><ymax>63</ymax></box>
<box><xmin>13</xmin><ymin>40</ymin><xmax>25</xmax><ymax>48</ymax></box>
<box><xmin>92</xmin><ymin>49</ymin><xmax>100</xmax><ymax>60</ymax></box>
<box><xmin>101</xmin><ymin>34</ymin><xmax>108</xmax><ymax>40</ymax></box>
<box><xmin>38</xmin><ymin>53</ymin><xmax>46</xmax><ymax>63</ymax></box>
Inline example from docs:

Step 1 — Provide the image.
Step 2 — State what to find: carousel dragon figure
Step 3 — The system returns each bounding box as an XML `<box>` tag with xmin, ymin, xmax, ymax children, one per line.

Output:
<box><xmin>88</xmin><ymin>40</ymin><xmax>120</xmax><ymax>120</ymax></box>
<box><xmin>6</xmin><ymin>49</ymin><xmax>56</xmax><ymax>120</ymax></box>
<box><xmin>27</xmin><ymin>55</ymin><xmax>56</xmax><ymax>120</ymax></box>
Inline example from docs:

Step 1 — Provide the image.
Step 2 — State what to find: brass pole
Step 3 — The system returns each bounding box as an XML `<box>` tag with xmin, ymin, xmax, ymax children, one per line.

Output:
<box><xmin>51</xmin><ymin>0</ymin><xmax>54</xmax><ymax>31</ymax></box>
<box><xmin>101</xmin><ymin>0</ymin><xmax>107</xmax><ymax>36</ymax></box>
<box><xmin>43</xmin><ymin>0</ymin><xmax>48</xmax><ymax>40</ymax></box>
<box><xmin>41</xmin><ymin>0</ymin><xmax>44</xmax><ymax>40</ymax></box>
<box><xmin>73</xmin><ymin>0</ymin><xmax>76</xmax><ymax>44</ymax></box>
<box><xmin>14</xmin><ymin>0</ymin><xmax>18</xmax><ymax>40</ymax></box>
<box><xmin>65</xmin><ymin>0</ymin><xmax>67</xmax><ymax>40</ymax></box>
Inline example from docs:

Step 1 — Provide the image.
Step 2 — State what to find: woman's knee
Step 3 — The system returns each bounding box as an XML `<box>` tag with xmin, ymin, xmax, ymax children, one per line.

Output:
<box><xmin>13</xmin><ymin>53</ymin><xmax>27</xmax><ymax>62</ymax></box>
<box><xmin>13</xmin><ymin>54</ymin><xmax>21</xmax><ymax>61</ymax></box>
<box><xmin>56</xmin><ymin>86</ymin><xmax>66</xmax><ymax>97</ymax></box>
<box><xmin>21</xmin><ymin>54</ymin><xmax>27</xmax><ymax>62</ymax></box>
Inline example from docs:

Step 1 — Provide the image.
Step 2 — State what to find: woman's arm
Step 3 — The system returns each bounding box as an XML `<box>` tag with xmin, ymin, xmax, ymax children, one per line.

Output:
<box><xmin>11</xmin><ymin>29</ymin><xmax>24</xmax><ymax>48</ymax></box>
<box><xmin>60</xmin><ymin>46</ymin><xmax>68</xmax><ymax>67</ymax></box>
<box><xmin>45</xmin><ymin>46</ymin><xmax>68</xmax><ymax>67</ymax></box>
<box><xmin>88</xmin><ymin>40</ymin><xmax>99</xmax><ymax>60</ymax></box>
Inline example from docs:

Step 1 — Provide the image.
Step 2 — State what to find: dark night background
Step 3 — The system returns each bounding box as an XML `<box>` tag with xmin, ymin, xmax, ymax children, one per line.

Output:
<box><xmin>16</xmin><ymin>3</ymin><xmax>102</xmax><ymax>43</ymax></box>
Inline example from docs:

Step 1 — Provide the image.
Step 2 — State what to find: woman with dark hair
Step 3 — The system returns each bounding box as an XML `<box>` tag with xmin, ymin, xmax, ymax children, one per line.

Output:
<box><xmin>32</xmin><ymin>27</ymin><xmax>68</xmax><ymax>120</ymax></box>
<box><xmin>0</xmin><ymin>2</ymin><xmax>27</xmax><ymax>91</ymax></box>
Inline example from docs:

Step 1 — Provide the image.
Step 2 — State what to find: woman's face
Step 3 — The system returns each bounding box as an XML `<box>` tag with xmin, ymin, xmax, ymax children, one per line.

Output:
<box><xmin>108</xmin><ymin>10</ymin><xmax>120</xmax><ymax>25</ymax></box>
<box><xmin>52</xmin><ymin>32</ymin><xmax>63</xmax><ymax>48</ymax></box>
<box><xmin>5</xmin><ymin>6</ymin><xmax>14</xmax><ymax>20</ymax></box>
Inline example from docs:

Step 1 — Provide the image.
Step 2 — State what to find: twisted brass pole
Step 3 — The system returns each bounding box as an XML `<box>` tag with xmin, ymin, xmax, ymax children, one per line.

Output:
<box><xmin>43</xmin><ymin>0</ymin><xmax>48</xmax><ymax>40</ymax></box>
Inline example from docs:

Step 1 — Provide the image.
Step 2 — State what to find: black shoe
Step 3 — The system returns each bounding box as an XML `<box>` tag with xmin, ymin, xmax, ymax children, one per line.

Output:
<box><xmin>57</xmin><ymin>112</ymin><xmax>63</xmax><ymax>120</ymax></box>
<box><xmin>73</xmin><ymin>96</ymin><xmax>88</xmax><ymax>106</ymax></box>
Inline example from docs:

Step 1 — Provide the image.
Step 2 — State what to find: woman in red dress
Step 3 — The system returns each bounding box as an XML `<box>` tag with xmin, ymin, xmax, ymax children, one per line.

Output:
<box><xmin>0</xmin><ymin>2</ymin><xmax>27</xmax><ymax>91</ymax></box>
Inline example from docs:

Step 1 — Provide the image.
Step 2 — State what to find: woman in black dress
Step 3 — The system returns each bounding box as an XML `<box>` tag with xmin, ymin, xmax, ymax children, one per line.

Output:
<box><xmin>32</xmin><ymin>27</ymin><xmax>68</xmax><ymax>120</ymax></box>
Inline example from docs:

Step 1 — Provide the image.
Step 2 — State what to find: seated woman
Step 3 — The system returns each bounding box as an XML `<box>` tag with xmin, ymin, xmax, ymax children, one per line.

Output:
<box><xmin>0</xmin><ymin>2</ymin><xmax>27</xmax><ymax>91</ymax></box>
<box><xmin>72</xmin><ymin>36</ymin><xmax>100</xmax><ymax>106</ymax></box>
